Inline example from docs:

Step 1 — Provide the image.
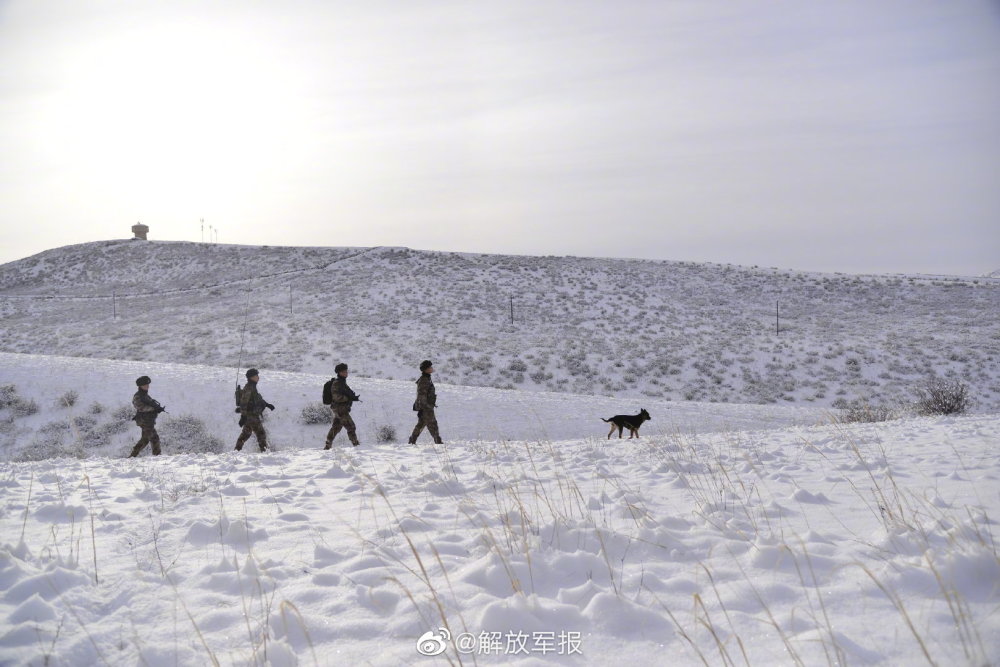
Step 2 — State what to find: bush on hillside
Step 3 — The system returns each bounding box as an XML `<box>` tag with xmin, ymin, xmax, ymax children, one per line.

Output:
<box><xmin>914</xmin><ymin>378</ymin><xmax>971</xmax><ymax>416</ymax></box>
<box><xmin>14</xmin><ymin>421</ymin><xmax>85</xmax><ymax>461</ymax></box>
<box><xmin>94</xmin><ymin>406</ymin><xmax>134</xmax><ymax>440</ymax></box>
<box><xmin>0</xmin><ymin>385</ymin><xmax>19</xmax><ymax>409</ymax></box>
<box><xmin>57</xmin><ymin>390</ymin><xmax>79</xmax><ymax>408</ymax></box>
<box><xmin>300</xmin><ymin>402</ymin><xmax>330</xmax><ymax>425</ymax></box>
<box><xmin>157</xmin><ymin>414</ymin><xmax>226</xmax><ymax>455</ymax></box>
<box><xmin>112</xmin><ymin>404</ymin><xmax>135</xmax><ymax>423</ymax></box>
<box><xmin>69</xmin><ymin>415</ymin><xmax>114</xmax><ymax>449</ymax></box>
<box><xmin>11</xmin><ymin>398</ymin><xmax>39</xmax><ymax>418</ymax></box>
<box><xmin>0</xmin><ymin>384</ymin><xmax>38</xmax><ymax>418</ymax></box>
<box><xmin>833</xmin><ymin>397</ymin><xmax>899</xmax><ymax>423</ymax></box>
<box><xmin>374</xmin><ymin>424</ymin><xmax>397</xmax><ymax>444</ymax></box>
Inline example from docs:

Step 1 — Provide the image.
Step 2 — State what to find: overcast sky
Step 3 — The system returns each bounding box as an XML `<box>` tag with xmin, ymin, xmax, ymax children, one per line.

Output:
<box><xmin>1</xmin><ymin>1</ymin><xmax>998</xmax><ymax>275</ymax></box>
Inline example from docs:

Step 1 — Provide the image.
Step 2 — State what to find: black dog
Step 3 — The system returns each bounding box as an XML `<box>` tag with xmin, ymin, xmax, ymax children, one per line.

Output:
<box><xmin>601</xmin><ymin>408</ymin><xmax>651</xmax><ymax>439</ymax></box>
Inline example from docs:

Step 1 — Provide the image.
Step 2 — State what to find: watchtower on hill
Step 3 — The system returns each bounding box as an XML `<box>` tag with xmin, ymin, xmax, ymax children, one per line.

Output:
<box><xmin>132</xmin><ymin>223</ymin><xmax>149</xmax><ymax>240</ymax></box>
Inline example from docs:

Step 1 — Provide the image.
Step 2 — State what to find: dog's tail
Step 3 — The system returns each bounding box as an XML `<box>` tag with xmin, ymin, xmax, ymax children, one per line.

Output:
<box><xmin>600</xmin><ymin>418</ymin><xmax>611</xmax><ymax>423</ymax></box>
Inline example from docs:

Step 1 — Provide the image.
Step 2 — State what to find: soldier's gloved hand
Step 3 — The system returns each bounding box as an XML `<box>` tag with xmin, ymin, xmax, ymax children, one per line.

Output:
<box><xmin>266</xmin><ymin>403</ymin><xmax>275</xmax><ymax>411</ymax></box>
<box><xmin>156</xmin><ymin>406</ymin><xmax>166</xmax><ymax>413</ymax></box>
<box><xmin>354</xmin><ymin>395</ymin><xmax>362</xmax><ymax>402</ymax></box>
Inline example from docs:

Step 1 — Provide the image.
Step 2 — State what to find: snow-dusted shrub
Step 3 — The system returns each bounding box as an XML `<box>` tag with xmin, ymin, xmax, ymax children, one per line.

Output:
<box><xmin>87</xmin><ymin>407</ymin><xmax>133</xmax><ymax>446</ymax></box>
<box><xmin>563</xmin><ymin>353</ymin><xmax>591</xmax><ymax>377</ymax></box>
<box><xmin>112</xmin><ymin>404</ymin><xmax>135</xmax><ymax>424</ymax></box>
<box><xmin>0</xmin><ymin>384</ymin><xmax>19</xmax><ymax>409</ymax></box>
<box><xmin>96</xmin><ymin>406</ymin><xmax>134</xmax><ymax>437</ymax></box>
<box><xmin>10</xmin><ymin>397</ymin><xmax>39</xmax><ymax>418</ymax></box>
<box><xmin>914</xmin><ymin>378</ymin><xmax>971</xmax><ymax>416</ymax></box>
<box><xmin>109</xmin><ymin>405</ymin><xmax>135</xmax><ymax>433</ymax></box>
<box><xmin>530</xmin><ymin>370</ymin><xmax>553</xmax><ymax>383</ymax></box>
<box><xmin>300</xmin><ymin>402</ymin><xmax>330</xmax><ymax>425</ymax></box>
<box><xmin>509</xmin><ymin>358</ymin><xmax>527</xmax><ymax>373</ymax></box>
<box><xmin>57</xmin><ymin>390</ymin><xmax>79</xmax><ymax>408</ymax></box>
<box><xmin>68</xmin><ymin>414</ymin><xmax>98</xmax><ymax>432</ymax></box>
<box><xmin>15</xmin><ymin>421</ymin><xmax>84</xmax><ymax>461</ymax></box>
<box><xmin>0</xmin><ymin>385</ymin><xmax>38</xmax><ymax>417</ymax></box>
<box><xmin>374</xmin><ymin>424</ymin><xmax>397</xmax><ymax>444</ymax></box>
<box><xmin>157</xmin><ymin>415</ymin><xmax>226</xmax><ymax>455</ymax></box>
<box><xmin>88</xmin><ymin>401</ymin><xmax>105</xmax><ymax>415</ymax></box>
<box><xmin>471</xmin><ymin>356</ymin><xmax>494</xmax><ymax>373</ymax></box>
<box><xmin>834</xmin><ymin>398</ymin><xmax>899</xmax><ymax>423</ymax></box>
<box><xmin>67</xmin><ymin>415</ymin><xmax>111</xmax><ymax>449</ymax></box>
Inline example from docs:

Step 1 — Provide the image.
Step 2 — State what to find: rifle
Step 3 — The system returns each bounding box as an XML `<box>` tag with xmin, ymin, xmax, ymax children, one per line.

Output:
<box><xmin>234</xmin><ymin>280</ymin><xmax>252</xmax><ymax>413</ymax></box>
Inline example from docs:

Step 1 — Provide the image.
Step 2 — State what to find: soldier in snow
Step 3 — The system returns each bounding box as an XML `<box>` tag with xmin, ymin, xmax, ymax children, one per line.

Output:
<box><xmin>408</xmin><ymin>360</ymin><xmax>442</xmax><ymax>444</ymax></box>
<box><xmin>325</xmin><ymin>362</ymin><xmax>361</xmax><ymax>448</ymax></box>
<box><xmin>130</xmin><ymin>375</ymin><xmax>164</xmax><ymax>457</ymax></box>
<box><xmin>236</xmin><ymin>368</ymin><xmax>273</xmax><ymax>452</ymax></box>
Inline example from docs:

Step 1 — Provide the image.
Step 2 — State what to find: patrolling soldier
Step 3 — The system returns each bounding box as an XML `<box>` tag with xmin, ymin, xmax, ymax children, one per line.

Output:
<box><xmin>236</xmin><ymin>368</ymin><xmax>274</xmax><ymax>452</ymax></box>
<box><xmin>130</xmin><ymin>375</ymin><xmax>165</xmax><ymax>457</ymax></box>
<box><xmin>325</xmin><ymin>362</ymin><xmax>361</xmax><ymax>448</ymax></box>
<box><xmin>408</xmin><ymin>360</ymin><xmax>443</xmax><ymax>444</ymax></box>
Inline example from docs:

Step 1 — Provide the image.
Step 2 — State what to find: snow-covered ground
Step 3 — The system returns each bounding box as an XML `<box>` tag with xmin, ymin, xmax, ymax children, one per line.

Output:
<box><xmin>1</xmin><ymin>352</ymin><xmax>997</xmax><ymax>665</ymax></box>
<box><xmin>1</xmin><ymin>242</ymin><xmax>998</xmax><ymax>664</ymax></box>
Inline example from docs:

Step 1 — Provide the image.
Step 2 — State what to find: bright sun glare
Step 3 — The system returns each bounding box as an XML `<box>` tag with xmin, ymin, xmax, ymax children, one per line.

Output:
<box><xmin>35</xmin><ymin>18</ymin><xmax>309</xmax><ymax>218</ymax></box>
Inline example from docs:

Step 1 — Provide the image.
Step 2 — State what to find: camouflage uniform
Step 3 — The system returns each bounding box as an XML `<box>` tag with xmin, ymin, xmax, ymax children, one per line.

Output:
<box><xmin>409</xmin><ymin>373</ymin><xmax>442</xmax><ymax>444</ymax></box>
<box><xmin>236</xmin><ymin>380</ymin><xmax>269</xmax><ymax>451</ymax></box>
<box><xmin>130</xmin><ymin>388</ymin><xmax>163</xmax><ymax>456</ymax></box>
<box><xmin>325</xmin><ymin>376</ymin><xmax>360</xmax><ymax>447</ymax></box>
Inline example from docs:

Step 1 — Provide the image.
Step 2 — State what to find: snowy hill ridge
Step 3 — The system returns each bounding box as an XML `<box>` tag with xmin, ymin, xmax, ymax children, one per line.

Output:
<box><xmin>1</xmin><ymin>240</ymin><xmax>998</xmax><ymax>409</ymax></box>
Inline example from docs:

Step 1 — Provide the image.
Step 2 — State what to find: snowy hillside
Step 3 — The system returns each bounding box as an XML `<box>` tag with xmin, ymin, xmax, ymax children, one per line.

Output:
<box><xmin>1</xmin><ymin>240</ymin><xmax>998</xmax><ymax>410</ymax></box>
<box><xmin>0</xmin><ymin>353</ymin><xmax>997</xmax><ymax>665</ymax></box>
<box><xmin>0</xmin><ymin>352</ymin><xmax>828</xmax><ymax>461</ymax></box>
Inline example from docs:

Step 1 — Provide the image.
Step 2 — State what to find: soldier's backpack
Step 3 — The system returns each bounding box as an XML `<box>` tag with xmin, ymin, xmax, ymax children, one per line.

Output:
<box><xmin>235</xmin><ymin>383</ymin><xmax>243</xmax><ymax>413</ymax></box>
<box><xmin>322</xmin><ymin>378</ymin><xmax>335</xmax><ymax>405</ymax></box>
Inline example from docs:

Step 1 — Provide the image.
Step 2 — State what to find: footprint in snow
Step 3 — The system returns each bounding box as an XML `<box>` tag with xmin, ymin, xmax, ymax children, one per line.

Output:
<box><xmin>313</xmin><ymin>544</ymin><xmax>349</xmax><ymax>567</ymax></box>
<box><xmin>9</xmin><ymin>593</ymin><xmax>57</xmax><ymax>624</ymax></box>
<box><xmin>33</xmin><ymin>502</ymin><xmax>88</xmax><ymax>523</ymax></box>
<box><xmin>791</xmin><ymin>488</ymin><xmax>833</xmax><ymax>504</ymax></box>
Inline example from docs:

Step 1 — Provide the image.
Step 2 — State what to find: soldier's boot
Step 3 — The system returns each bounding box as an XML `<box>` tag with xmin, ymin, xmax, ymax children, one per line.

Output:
<box><xmin>234</xmin><ymin>439</ymin><xmax>246</xmax><ymax>451</ymax></box>
<box><xmin>129</xmin><ymin>442</ymin><xmax>144</xmax><ymax>458</ymax></box>
<box><xmin>408</xmin><ymin>426</ymin><xmax>422</xmax><ymax>445</ymax></box>
<box><xmin>323</xmin><ymin>441</ymin><xmax>332</xmax><ymax>450</ymax></box>
<box><xmin>257</xmin><ymin>438</ymin><xmax>268</xmax><ymax>453</ymax></box>
<box><xmin>349</xmin><ymin>433</ymin><xmax>360</xmax><ymax>447</ymax></box>
<box><xmin>429</xmin><ymin>426</ymin><xmax>443</xmax><ymax>445</ymax></box>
